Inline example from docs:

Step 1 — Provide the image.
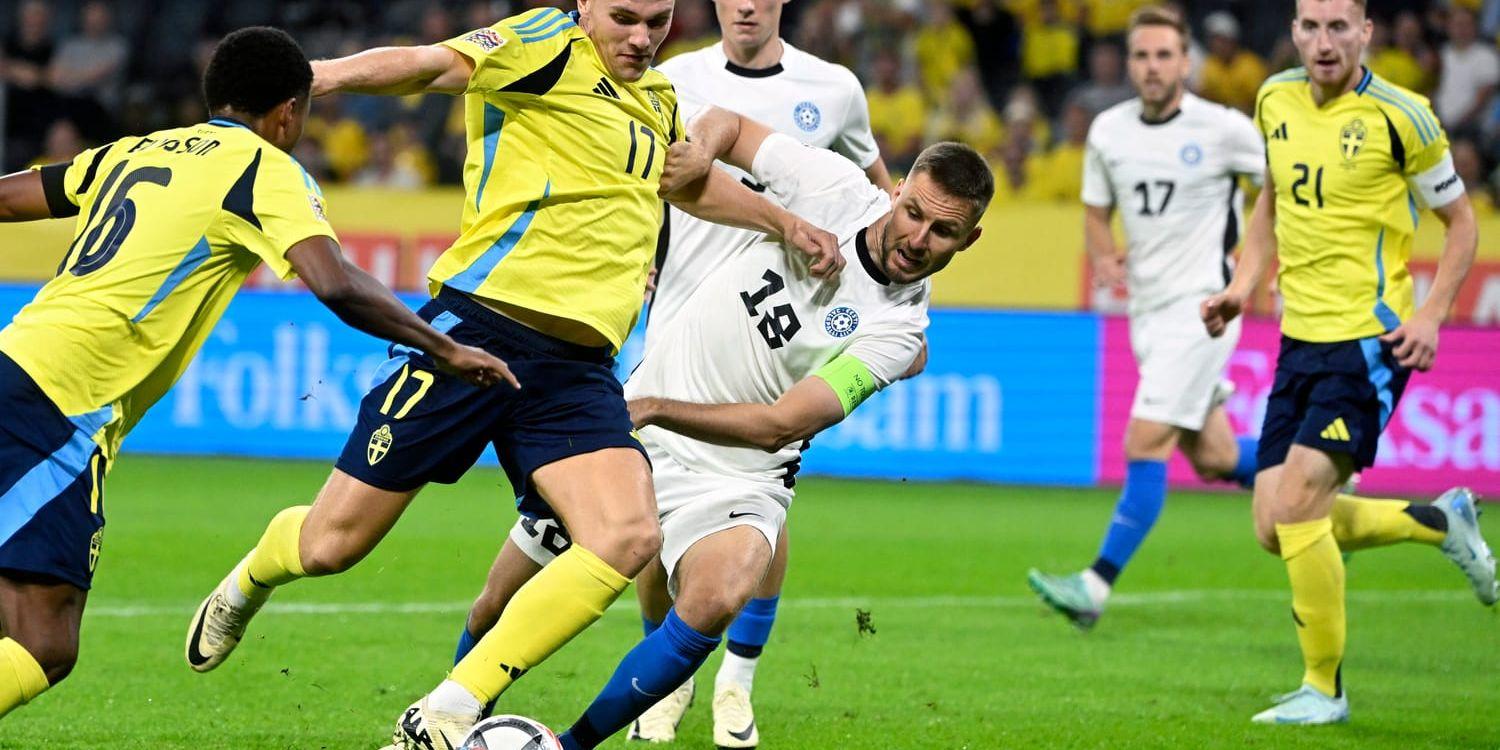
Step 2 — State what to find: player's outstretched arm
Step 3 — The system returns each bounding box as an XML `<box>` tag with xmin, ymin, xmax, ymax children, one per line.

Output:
<box><xmin>1203</xmin><ymin>169</ymin><xmax>1276</xmax><ymax>337</ymax></box>
<box><xmin>287</xmin><ymin>236</ymin><xmax>519</xmax><ymax>388</ymax></box>
<box><xmin>1083</xmin><ymin>204</ymin><xmax>1123</xmax><ymax>289</ymax></box>
<box><xmin>630</xmin><ymin>374</ymin><xmax>846</xmax><ymax>452</ymax></box>
<box><xmin>1380</xmin><ymin>193</ymin><xmax>1478</xmax><ymax>372</ymax></box>
<box><xmin>0</xmin><ymin>169</ymin><xmax>62</xmax><ymax>222</ymax></box>
<box><xmin>311</xmin><ymin>45</ymin><xmax>473</xmax><ymax>97</ymax></box>
<box><xmin>664</xmin><ymin>168</ymin><xmax>843</xmax><ymax>278</ymax></box>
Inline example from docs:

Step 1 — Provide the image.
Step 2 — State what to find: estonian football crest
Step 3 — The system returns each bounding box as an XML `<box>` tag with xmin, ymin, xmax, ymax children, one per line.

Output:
<box><xmin>794</xmin><ymin>101</ymin><xmax>821</xmax><ymax>132</ymax></box>
<box><xmin>1179</xmin><ymin>143</ymin><xmax>1203</xmax><ymax>166</ymax></box>
<box><xmin>824</xmin><ymin>306</ymin><xmax>859</xmax><ymax>337</ymax></box>
<box><xmin>368</xmin><ymin>424</ymin><xmax>394</xmax><ymax>465</ymax></box>
<box><xmin>1340</xmin><ymin>118</ymin><xmax>1366</xmax><ymax>161</ymax></box>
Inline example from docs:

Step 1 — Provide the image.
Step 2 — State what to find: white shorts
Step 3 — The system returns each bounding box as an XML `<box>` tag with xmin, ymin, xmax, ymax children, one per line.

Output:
<box><xmin>1128</xmin><ymin>295</ymin><xmax>1241</xmax><ymax>431</ymax></box>
<box><xmin>507</xmin><ymin>442</ymin><xmax>790</xmax><ymax>597</ymax></box>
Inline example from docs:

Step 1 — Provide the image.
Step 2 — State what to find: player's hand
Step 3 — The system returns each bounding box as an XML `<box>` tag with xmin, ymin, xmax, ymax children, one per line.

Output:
<box><xmin>627</xmin><ymin>397</ymin><xmax>659</xmax><ymax>428</ymax></box>
<box><xmin>1200</xmin><ymin>291</ymin><xmax>1245</xmax><ymax>338</ymax></box>
<box><xmin>1092</xmin><ymin>254</ymin><xmax>1125</xmax><ymax>289</ymax></box>
<box><xmin>1380</xmin><ymin>311</ymin><xmax>1440</xmax><ymax>371</ymax></box>
<box><xmin>433</xmin><ymin>341</ymin><xmax>521</xmax><ymax>389</ymax></box>
<box><xmin>658</xmin><ymin>141</ymin><xmax>714</xmax><ymax>197</ymax></box>
<box><xmin>781</xmin><ymin>217</ymin><xmax>843</xmax><ymax>279</ymax></box>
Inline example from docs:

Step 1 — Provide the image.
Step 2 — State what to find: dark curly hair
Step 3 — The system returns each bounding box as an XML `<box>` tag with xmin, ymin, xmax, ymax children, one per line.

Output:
<box><xmin>202</xmin><ymin>26</ymin><xmax>313</xmax><ymax>116</ymax></box>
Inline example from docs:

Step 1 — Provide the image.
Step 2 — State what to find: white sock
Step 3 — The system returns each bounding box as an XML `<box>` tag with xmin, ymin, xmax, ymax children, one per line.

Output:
<box><xmin>225</xmin><ymin>557</ymin><xmax>258</xmax><ymax>609</ymax></box>
<box><xmin>428</xmin><ymin>679</ymin><xmax>484</xmax><ymax>718</ymax></box>
<box><xmin>1080</xmin><ymin>568</ymin><xmax>1112</xmax><ymax>607</ymax></box>
<box><xmin>716</xmin><ymin>651</ymin><xmax>758</xmax><ymax>694</ymax></box>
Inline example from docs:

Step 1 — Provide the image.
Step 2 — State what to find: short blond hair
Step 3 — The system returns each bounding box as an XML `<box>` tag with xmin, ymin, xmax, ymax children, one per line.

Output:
<box><xmin>1128</xmin><ymin>6</ymin><xmax>1188</xmax><ymax>51</ymax></box>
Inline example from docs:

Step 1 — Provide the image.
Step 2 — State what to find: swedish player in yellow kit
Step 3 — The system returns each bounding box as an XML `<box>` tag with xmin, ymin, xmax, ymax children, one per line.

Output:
<box><xmin>184</xmin><ymin>1</ymin><xmax>841</xmax><ymax>747</ymax></box>
<box><xmin>0</xmin><ymin>27</ymin><xmax>510</xmax><ymax>722</ymax></box>
<box><xmin>1202</xmin><ymin>0</ymin><xmax>1495</xmax><ymax>725</ymax></box>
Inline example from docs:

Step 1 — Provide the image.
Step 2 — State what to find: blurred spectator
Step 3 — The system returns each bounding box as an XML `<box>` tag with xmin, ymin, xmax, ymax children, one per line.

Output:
<box><xmin>1452</xmin><ymin>137</ymin><xmax>1495</xmax><ymax>215</ymax></box>
<box><xmin>1001</xmin><ymin>83</ymin><xmax>1051</xmax><ymax>153</ymax></box>
<box><xmin>30</xmin><ymin>119</ymin><xmax>83</xmax><ymax>167</ymax></box>
<box><xmin>914</xmin><ymin>0</ymin><xmax>977</xmax><ymax>104</ymax></box>
<box><xmin>1022</xmin><ymin>102</ymin><xmax>1090</xmax><ymax>201</ymax></box>
<box><xmin>1005</xmin><ymin>0</ymin><xmax>1080</xmax><ymax>26</ymax></box>
<box><xmin>2</xmin><ymin>0</ymin><xmax>57</xmax><ymax>169</ymax></box>
<box><xmin>658</xmin><ymin>0</ymin><xmax>717</xmax><ymax>63</ymax></box>
<box><xmin>1196</xmin><ymin>11</ymin><xmax>1266</xmax><ymax>114</ymax></box>
<box><xmin>955</xmin><ymin>0</ymin><xmax>1021</xmax><ymax>106</ymax></box>
<box><xmin>1080</xmin><ymin>0</ymin><xmax>1147</xmax><ymax>43</ymax></box>
<box><xmin>865</xmin><ymin>49</ymin><xmax>926</xmax><ymax>172</ymax></box>
<box><xmin>928</xmin><ymin>67</ymin><xmax>1006</xmax><ymax>156</ymax></box>
<box><xmin>47</xmin><ymin>1</ymin><xmax>127</xmax><ymax>144</ymax></box>
<box><xmin>1066</xmin><ymin>41</ymin><xmax>1132</xmax><ymax>117</ymax></box>
<box><xmin>352</xmin><ymin>126</ymin><xmax>434</xmax><ymax>189</ymax></box>
<box><xmin>1367</xmin><ymin>13</ymin><xmax>1432</xmax><ymax>95</ymax></box>
<box><xmin>990</xmin><ymin>126</ymin><xmax>1041</xmax><ymax>201</ymax></box>
<box><xmin>1435</xmin><ymin>7</ymin><xmax>1499</xmax><ymax>136</ymax></box>
<box><xmin>1020</xmin><ymin>0</ymin><xmax>1082</xmax><ymax>115</ymax></box>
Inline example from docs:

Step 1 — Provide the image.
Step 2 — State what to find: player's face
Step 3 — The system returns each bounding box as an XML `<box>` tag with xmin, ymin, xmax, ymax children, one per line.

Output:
<box><xmin>713</xmin><ymin>0</ymin><xmax>786</xmax><ymax>51</ymax></box>
<box><xmin>881</xmin><ymin>172</ymin><xmax>983</xmax><ymax>284</ymax></box>
<box><xmin>578</xmin><ymin>0</ymin><xmax>674</xmax><ymax>81</ymax></box>
<box><xmin>1126</xmin><ymin>26</ymin><xmax>1189</xmax><ymax>108</ymax></box>
<box><xmin>1292</xmin><ymin>0</ymin><xmax>1372</xmax><ymax>89</ymax></box>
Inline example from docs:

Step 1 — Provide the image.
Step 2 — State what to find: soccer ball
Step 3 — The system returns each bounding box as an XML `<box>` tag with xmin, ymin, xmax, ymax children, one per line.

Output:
<box><xmin>459</xmin><ymin>715</ymin><xmax>563</xmax><ymax>750</ymax></box>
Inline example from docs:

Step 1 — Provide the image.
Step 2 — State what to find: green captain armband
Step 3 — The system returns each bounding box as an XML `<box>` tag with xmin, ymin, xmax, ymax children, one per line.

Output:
<box><xmin>814</xmin><ymin>354</ymin><xmax>879</xmax><ymax>416</ymax></box>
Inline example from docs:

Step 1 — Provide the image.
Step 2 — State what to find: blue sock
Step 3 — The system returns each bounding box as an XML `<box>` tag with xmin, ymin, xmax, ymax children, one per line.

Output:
<box><xmin>1090</xmin><ymin>459</ymin><xmax>1168</xmax><ymax>586</ymax></box>
<box><xmin>454</xmin><ymin>624</ymin><xmax>479</xmax><ymax>665</ymax></box>
<box><xmin>725</xmin><ymin>595</ymin><xmax>778</xmax><ymax>658</ymax></box>
<box><xmin>1229</xmin><ymin>436</ymin><xmax>1259</xmax><ymax>488</ymax></box>
<box><xmin>642</xmin><ymin>615</ymin><xmax>662</xmax><ymax>638</ymax></box>
<box><xmin>559</xmin><ymin>609</ymin><xmax>720</xmax><ymax>750</ymax></box>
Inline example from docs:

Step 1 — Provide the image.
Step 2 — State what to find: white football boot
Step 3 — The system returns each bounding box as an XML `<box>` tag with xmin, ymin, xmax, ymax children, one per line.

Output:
<box><xmin>712</xmin><ymin>684</ymin><xmax>758</xmax><ymax>749</ymax></box>
<box><xmin>1432</xmin><ymin>488</ymin><xmax>1498</xmax><ymax>605</ymax></box>
<box><xmin>185</xmin><ymin>554</ymin><xmax>266</xmax><ymax>672</ymax></box>
<box><xmin>390</xmin><ymin>696</ymin><xmax>478</xmax><ymax>750</ymax></box>
<box><xmin>1251</xmin><ymin>685</ymin><xmax>1349</xmax><ymax>725</ymax></box>
<box><xmin>628</xmin><ymin>676</ymin><xmax>694</xmax><ymax>742</ymax></box>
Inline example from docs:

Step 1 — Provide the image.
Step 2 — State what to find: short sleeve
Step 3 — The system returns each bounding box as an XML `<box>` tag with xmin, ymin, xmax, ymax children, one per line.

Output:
<box><xmin>439</xmin><ymin>10</ymin><xmax>576</xmax><ymax>95</ymax></box>
<box><xmin>842</xmin><ymin>319</ymin><xmax>927</xmax><ymax>389</ymax></box>
<box><xmin>832</xmin><ymin>80</ymin><xmax>882</xmax><ymax>170</ymax></box>
<box><xmin>1224</xmin><ymin>108</ymin><xmax>1266</xmax><ymax>178</ymax></box>
<box><xmin>1389</xmin><ymin>94</ymin><xmax>1463</xmax><ymax>209</ymax></box>
<box><xmin>1080</xmin><ymin>134</ymin><xmax>1113</xmax><ymax>207</ymax></box>
<box><xmin>229</xmin><ymin>153</ymin><xmax>338</xmax><ymax>280</ymax></box>
<box><xmin>33</xmin><ymin>142</ymin><xmax>116</xmax><ymax>217</ymax></box>
<box><xmin>750</xmin><ymin>132</ymin><xmax>885</xmax><ymax>231</ymax></box>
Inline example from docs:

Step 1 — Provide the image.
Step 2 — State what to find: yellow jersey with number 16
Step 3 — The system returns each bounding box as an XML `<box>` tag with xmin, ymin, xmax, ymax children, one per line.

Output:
<box><xmin>1254</xmin><ymin>67</ymin><xmax>1462</xmax><ymax>343</ymax></box>
<box><xmin>435</xmin><ymin>9</ymin><xmax>686</xmax><ymax>352</ymax></box>
<box><xmin>0</xmin><ymin>119</ymin><xmax>335</xmax><ymax>458</ymax></box>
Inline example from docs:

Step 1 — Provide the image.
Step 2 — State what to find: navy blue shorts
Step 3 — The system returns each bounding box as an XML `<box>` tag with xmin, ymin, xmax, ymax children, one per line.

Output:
<box><xmin>335</xmin><ymin>288</ymin><xmax>645</xmax><ymax>517</ymax></box>
<box><xmin>0</xmin><ymin>352</ymin><xmax>108</xmax><ymax>590</ymax></box>
<box><xmin>1257</xmin><ymin>335</ymin><xmax>1411</xmax><ymax>472</ymax></box>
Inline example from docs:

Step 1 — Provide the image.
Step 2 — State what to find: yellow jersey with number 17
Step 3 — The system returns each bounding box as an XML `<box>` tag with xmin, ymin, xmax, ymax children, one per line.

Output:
<box><xmin>1254</xmin><ymin>67</ymin><xmax>1463</xmax><ymax>343</ymax></box>
<box><xmin>0</xmin><ymin>119</ymin><xmax>335</xmax><ymax>458</ymax></box>
<box><xmin>434</xmin><ymin>8</ymin><xmax>686</xmax><ymax>352</ymax></box>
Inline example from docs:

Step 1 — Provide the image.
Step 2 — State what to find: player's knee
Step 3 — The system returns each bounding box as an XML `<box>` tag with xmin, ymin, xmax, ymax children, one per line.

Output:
<box><xmin>589</xmin><ymin>517</ymin><xmax>661</xmax><ymax>577</ymax></box>
<box><xmin>24</xmin><ymin>635</ymin><xmax>79</xmax><ymax>685</ymax></box>
<box><xmin>1254</xmin><ymin>519</ymin><xmax>1282</xmax><ymax>555</ymax></box>
<box><xmin>299</xmin><ymin>531</ymin><xmax>374</xmax><ymax>575</ymax></box>
<box><xmin>676</xmin><ymin>587</ymin><xmax>748</xmax><ymax>636</ymax></box>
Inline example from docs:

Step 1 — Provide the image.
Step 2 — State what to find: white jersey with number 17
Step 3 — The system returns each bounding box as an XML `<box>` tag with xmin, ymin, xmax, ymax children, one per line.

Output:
<box><xmin>1081</xmin><ymin>93</ymin><xmax>1264</xmax><ymax>316</ymax></box>
<box><xmin>625</xmin><ymin>134</ymin><xmax>925</xmax><ymax>486</ymax></box>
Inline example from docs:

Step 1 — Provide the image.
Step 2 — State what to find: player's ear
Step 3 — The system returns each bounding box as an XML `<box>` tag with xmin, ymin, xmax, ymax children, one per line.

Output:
<box><xmin>958</xmin><ymin>225</ymin><xmax>982</xmax><ymax>252</ymax></box>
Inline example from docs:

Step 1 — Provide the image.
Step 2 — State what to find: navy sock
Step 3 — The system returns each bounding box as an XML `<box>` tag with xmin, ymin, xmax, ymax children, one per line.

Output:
<box><xmin>454</xmin><ymin>624</ymin><xmax>479</xmax><ymax>665</ymax></box>
<box><xmin>558</xmin><ymin>609</ymin><xmax>720</xmax><ymax>750</ymax></box>
<box><xmin>1092</xmin><ymin>459</ymin><xmax>1168</xmax><ymax>585</ymax></box>
<box><xmin>1229</xmin><ymin>437</ymin><xmax>1259</xmax><ymax>488</ymax></box>
<box><xmin>642</xmin><ymin>614</ymin><xmax>662</xmax><ymax>638</ymax></box>
<box><xmin>724</xmin><ymin>595</ymin><xmax>778</xmax><ymax>658</ymax></box>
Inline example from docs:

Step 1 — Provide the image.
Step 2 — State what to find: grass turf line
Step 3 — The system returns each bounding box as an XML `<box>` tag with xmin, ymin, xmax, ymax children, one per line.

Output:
<box><xmin>0</xmin><ymin>456</ymin><xmax>1494</xmax><ymax>749</ymax></box>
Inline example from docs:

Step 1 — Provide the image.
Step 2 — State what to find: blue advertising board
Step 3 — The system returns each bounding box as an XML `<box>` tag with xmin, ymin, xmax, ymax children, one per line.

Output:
<box><xmin>0</xmin><ymin>286</ymin><xmax>1101</xmax><ymax>485</ymax></box>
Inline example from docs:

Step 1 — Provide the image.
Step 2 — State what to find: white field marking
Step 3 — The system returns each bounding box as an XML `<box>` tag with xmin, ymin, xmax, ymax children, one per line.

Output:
<box><xmin>83</xmin><ymin>588</ymin><xmax>1474</xmax><ymax>619</ymax></box>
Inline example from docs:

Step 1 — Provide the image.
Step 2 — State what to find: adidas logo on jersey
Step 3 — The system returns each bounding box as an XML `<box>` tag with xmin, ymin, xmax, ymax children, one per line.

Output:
<box><xmin>1269</xmin><ymin>122</ymin><xmax>1289</xmax><ymax>141</ymax></box>
<box><xmin>1320</xmin><ymin>418</ymin><xmax>1351</xmax><ymax>442</ymax></box>
<box><xmin>593</xmin><ymin>77</ymin><xmax>620</xmax><ymax>99</ymax></box>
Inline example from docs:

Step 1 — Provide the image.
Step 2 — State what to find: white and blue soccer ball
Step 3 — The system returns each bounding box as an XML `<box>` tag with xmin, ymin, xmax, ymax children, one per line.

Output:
<box><xmin>460</xmin><ymin>715</ymin><xmax>563</xmax><ymax>750</ymax></box>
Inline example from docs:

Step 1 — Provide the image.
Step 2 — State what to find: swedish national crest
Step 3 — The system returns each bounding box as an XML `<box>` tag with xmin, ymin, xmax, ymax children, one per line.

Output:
<box><xmin>368</xmin><ymin>424</ymin><xmax>394</xmax><ymax>465</ymax></box>
<box><xmin>1340</xmin><ymin>118</ymin><xmax>1366</xmax><ymax>162</ymax></box>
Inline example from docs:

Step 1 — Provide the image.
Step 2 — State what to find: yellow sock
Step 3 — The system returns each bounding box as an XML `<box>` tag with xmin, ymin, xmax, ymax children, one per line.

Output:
<box><xmin>1331</xmin><ymin>495</ymin><xmax>1445</xmax><ymax>551</ymax></box>
<box><xmin>1277</xmin><ymin>517</ymin><xmax>1345</xmax><ymax>698</ymax></box>
<box><xmin>0</xmin><ymin>638</ymin><xmax>49</xmax><ymax>718</ymax></box>
<box><xmin>450</xmin><ymin>545</ymin><xmax>629</xmax><ymax>704</ymax></box>
<box><xmin>238</xmin><ymin>505</ymin><xmax>310</xmax><ymax>597</ymax></box>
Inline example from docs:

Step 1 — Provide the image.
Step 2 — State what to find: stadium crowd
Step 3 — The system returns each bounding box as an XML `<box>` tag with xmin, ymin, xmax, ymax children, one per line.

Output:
<box><xmin>3</xmin><ymin>0</ymin><xmax>1500</xmax><ymax>211</ymax></box>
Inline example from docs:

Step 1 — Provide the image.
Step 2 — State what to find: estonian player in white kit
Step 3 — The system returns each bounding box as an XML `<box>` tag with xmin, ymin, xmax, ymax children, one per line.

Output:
<box><xmin>452</xmin><ymin>1</ymin><xmax>895</xmax><ymax>746</ymax></box>
<box><xmin>1028</xmin><ymin>7</ymin><xmax>1265</xmax><ymax>629</ymax></box>
<box><xmin>457</xmin><ymin>112</ymin><xmax>990</xmax><ymax>750</ymax></box>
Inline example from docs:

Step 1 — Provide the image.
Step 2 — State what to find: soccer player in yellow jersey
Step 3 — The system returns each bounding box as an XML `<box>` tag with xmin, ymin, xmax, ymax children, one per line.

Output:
<box><xmin>1202</xmin><ymin>0</ymin><xmax>1497</xmax><ymax>725</ymax></box>
<box><xmin>184</xmin><ymin>1</ymin><xmax>842</xmax><ymax>748</ymax></box>
<box><xmin>0</xmin><ymin>28</ymin><xmax>510</xmax><ymax>722</ymax></box>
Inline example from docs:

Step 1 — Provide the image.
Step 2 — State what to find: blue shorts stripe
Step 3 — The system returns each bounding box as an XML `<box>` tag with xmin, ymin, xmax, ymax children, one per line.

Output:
<box><xmin>0</xmin><ymin>407</ymin><xmax>109</xmax><ymax>546</ymax></box>
<box><xmin>1359</xmin><ymin>338</ymin><xmax>1396</xmax><ymax>429</ymax></box>
<box><xmin>133</xmin><ymin>236</ymin><xmax>212</xmax><ymax>322</ymax></box>
<box><xmin>369</xmin><ymin>311</ymin><xmax>464</xmax><ymax>388</ymax></box>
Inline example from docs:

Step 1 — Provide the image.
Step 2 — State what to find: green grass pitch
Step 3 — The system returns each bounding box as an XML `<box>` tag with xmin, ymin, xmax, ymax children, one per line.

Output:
<box><xmin>1</xmin><ymin>456</ymin><xmax>1496</xmax><ymax>749</ymax></box>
